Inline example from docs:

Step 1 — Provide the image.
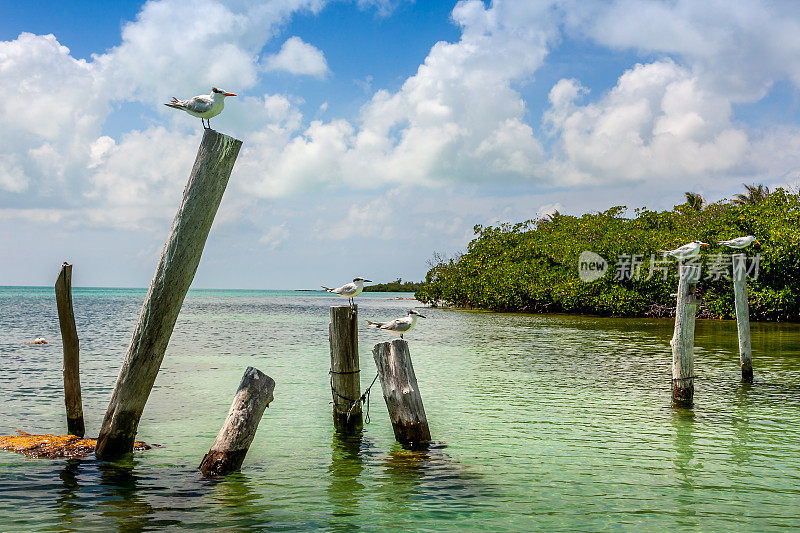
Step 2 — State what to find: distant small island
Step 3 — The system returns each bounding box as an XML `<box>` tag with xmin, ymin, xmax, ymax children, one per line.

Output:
<box><xmin>363</xmin><ymin>278</ymin><xmax>424</xmax><ymax>293</ymax></box>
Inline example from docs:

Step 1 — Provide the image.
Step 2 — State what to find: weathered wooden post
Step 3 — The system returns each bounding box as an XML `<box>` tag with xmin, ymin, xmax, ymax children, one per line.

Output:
<box><xmin>732</xmin><ymin>254</ymin><xmax>753</xmax><ymax>382</ymax></box>
<box><xmin>329</xmin><ymin>305</ymin><xmax>362</xmax><ymax>431</ymax></box>
<box><xmin>372</xmin><ymin>339</ymin><xmax>431</xmax><ymax>448</ymax></box>
<box><xmin>200</xmin><ymin>367</ymin><xmax>275</xmax><ymax>476</ymax></box>
<box><xmin>96</xmin><ymin>130</ymin><xmax>242</xmax><ymax>459</ymax></box>
<box><xmin>671</xmin><ymin>264</ymin><xmax>699</xmax><ymax>406</ymax></box>
<box><xmin>55</xmin><ymin>262</ymin><xmax>84</xmax><ymax>437</ymax></box>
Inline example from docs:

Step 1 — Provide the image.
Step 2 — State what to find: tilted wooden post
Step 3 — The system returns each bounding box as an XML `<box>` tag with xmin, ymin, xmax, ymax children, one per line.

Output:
<box><xmin>330</xmin><ymin>305</ymin><xmax>362</xmax><ymax>431</ymax></box>
<box><xmin>200</xmin><ymin>367</ymin><xmax>275</xmax><ymax>476</ymax></box>
<box><xmin>96</xmin><ymin>130</ymin><xmax>242</xmax><ymax>459</ymax></box>
<box><xmin>671</xmin><ymin>264</ymin><xmax>699</xmax><ymax>406</ymax></box>
<box><xmin>55</xmin><ymin>262</ymin><xmax>84</xmax><ymax>437</ymax></box>
<box><xmin>732</xmin><ymin>254</ymin><xmax>753</xmax><ymax>382</ymax></box>
<box><xmin>372</xmin><ymin>339</ymin><xmax>431</xmax><ymax>448</ymax></box>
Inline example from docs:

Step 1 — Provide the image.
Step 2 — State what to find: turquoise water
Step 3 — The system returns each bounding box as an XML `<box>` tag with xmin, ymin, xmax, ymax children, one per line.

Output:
<box><xmin>1</xmin><ymin>286</ymin><xmax>800</xmax><ymax>531</ymax></box>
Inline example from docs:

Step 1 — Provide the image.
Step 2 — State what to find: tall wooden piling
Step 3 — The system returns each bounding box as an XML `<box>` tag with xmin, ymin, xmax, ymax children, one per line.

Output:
<box><xmin>96</xmin><ymin>130</ymin><xmax>242</xmax><ymax>459</ymax></box>
<box><xmin>329</xmin><ymin>305</ymin><xmax>362</xmax><ymax>431</ymax></box>
<box><xmin>732</xmin><ymin>254</ymin><xmax>753</xmax><ymax>382</ymax></box>
<box><xmin>671</xmin><ymin>264</ymin><xmax>699</xmax><ymax>406</ymax></box>
<box><xmin>372</xmin><ymin>339</ymin><xmax>431</xmax><ymax>448</ymax></box>
<box><xmin>55</xmin><ymin>262</ymin><xmax>84</xmax><ymax>437</ymax></box>
<box><xmin>200</xmin><ymin>367</ymin><xmax>275</xmax><ymax>476</ymax></box>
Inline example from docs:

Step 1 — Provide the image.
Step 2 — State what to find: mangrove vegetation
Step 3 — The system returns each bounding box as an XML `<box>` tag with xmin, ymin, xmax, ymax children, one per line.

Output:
<box><xmin>415</xmin><ymin>186</ymin><xmax>800</xmax><ymax>321</ymax></box>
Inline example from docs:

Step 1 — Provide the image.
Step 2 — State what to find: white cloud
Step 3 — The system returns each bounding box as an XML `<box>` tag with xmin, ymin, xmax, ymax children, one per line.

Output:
<box><xmin>566</xmin><ymin>0</ymin><xmax>800</xmax><ymax>102</ymax></box>
<box><xmin>96</xmin><ymin>0</ymin><xmax>329</xmax><ymax>102</ymax></box>
<box><xmin>545</xmin><ymin>60</ymin><xmax>749</xmax><ymax>186</ymax></box>
<box><xmin>3</xmin><ymin>0</ymin><xmax>800</xmax><ymax>255</ymax></box>
<box><xmin>263</xmin><ymin>36</ymin><xmax>329</xmax><ymax>78</ymax></box>
<box><xmin>259</xmin><ymin>223</ymin><xmax>290</xmax><ymax>249</ymax></box>
<box><xmin>248</xmin><ymin>0</ymin><xmax>555</xmax><ymax>194</ymax></box>
<box><xmin>0</xmin><ymin>155</ymin><xmax>28</xmax><ymax>193</ymax></box>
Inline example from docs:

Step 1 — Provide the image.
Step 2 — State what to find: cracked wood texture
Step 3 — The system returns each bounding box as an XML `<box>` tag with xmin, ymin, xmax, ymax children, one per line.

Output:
<box><xmin>372</xmin><ymin>339</ymin><xmax>431</xmax><ymax>449</ymax></box>
<box><xmin>200</xmin><ymin>367</ymin><xmax>275</xmax><ymax>476</ymax></box>
<box><xmin>733</xmin><ymin>254</ymin><xmax>754</xmax><ymax>382</ymax></box>
<box><xmin>671</xmin><ymin>265</ymin><xmax>698</xmax><ymax>406</ymax></box>
<box><xmin>96</xmin><ymin>129</ymin><xmax>242</xmax><ymax>459</ymax></box>
<box><xmin>329</xmin><ymin>305</ymin><xmax>362</xmax><ymax>431</ymax></box>
<box><xmin>55</xmin><ymin>262</ymin><xmax>84</xmax><ymax>437</ymax></box>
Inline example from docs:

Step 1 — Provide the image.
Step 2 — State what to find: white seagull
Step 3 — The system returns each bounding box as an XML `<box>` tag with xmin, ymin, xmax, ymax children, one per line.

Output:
<box><xmin>367</xmin><ymin>309</ymin><xmax>427</xmax><ymax>339</ymax></box>
<box><xmin>719</xmin><ymin>236</ymin><xmax>760</xmax><ymax>249</ymax></box>
<box><xmin>164</xmin><ymin>87</ymin><xmax>236</xmax><ymax>129</ymax></box>
<box><xmin>322</xmin><ymin>277</ymin><xmax>372</xmax><ymax>306</ymax></box>
<box><xmin>662</xmin><ymin>240</ymin><xmax>709</xmax><ymax>261</ymax></box>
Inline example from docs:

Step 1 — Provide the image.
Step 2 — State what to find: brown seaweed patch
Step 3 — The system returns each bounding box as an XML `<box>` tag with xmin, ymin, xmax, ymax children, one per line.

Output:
<box><xmin>0</xmin><ymin>431</ymin><xmax>150</xmax><ymax>459</ymax></box>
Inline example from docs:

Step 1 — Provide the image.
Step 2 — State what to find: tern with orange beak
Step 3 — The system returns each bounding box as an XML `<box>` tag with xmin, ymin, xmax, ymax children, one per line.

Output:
<box><xmin>367</xmin><ymin>309</ymin><xmax>427</xmax><ymax>339</ymax></box>
<box><xmin>662</xmin><ymin>240</ymin><xmax>709</xmax><ymax>261</ymax></box>
<box><xmin>164</xmin><ymin>87</ymin><xmax>236</xmax><ymax>129</ymax></box>
<box><xmin>719</xmin><ymin>236</ymin><xmax>760</xmax><ymax>249</ymax></box>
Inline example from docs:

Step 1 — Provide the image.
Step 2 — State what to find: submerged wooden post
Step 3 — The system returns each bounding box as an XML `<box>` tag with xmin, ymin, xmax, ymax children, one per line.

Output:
<box><xmin>372</xmin><ymin>339</ymin><xmax>431</xmax><ymax>448</ymax></box>
<box><xmin>55</xmin><ymin>262</ymin><xmax>84</xmax><ymax>438</ymax></box>
<box><xmin>96</xmin><ymin>130</ymin><xmax>242</xmax><ymax>459</ymax></box>
<box><xmin>329</xmin><ymin>305</ymin><xmax>362</xmax><ymax>431</ymax></box>
<box><xmin>733</xmin><ymin>254</ymin><xmax>753</xmax><ymax>382</ymax></box>
<box><xmin>671</xmin><ymin>264</ymin><xmax>699</xmax><ymax>406</ymax></box>
<box><xmin>200</xmin><ymin>367</ymin><xmax>275</xmax><ymax>476</ymax></box>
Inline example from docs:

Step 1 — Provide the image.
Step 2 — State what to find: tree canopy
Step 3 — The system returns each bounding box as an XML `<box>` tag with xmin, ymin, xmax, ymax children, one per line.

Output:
<box><xmin>416</xmin><ymin>187</ymin><xmax>800</xmax><ymax>321</ymax></box>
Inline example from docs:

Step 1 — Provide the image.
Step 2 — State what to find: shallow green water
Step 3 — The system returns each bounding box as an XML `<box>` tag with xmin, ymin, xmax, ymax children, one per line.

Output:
<box><xmin>1</xmin><ymin>287</ymin><xmax>800</xmax><ymax>531</ymax></box>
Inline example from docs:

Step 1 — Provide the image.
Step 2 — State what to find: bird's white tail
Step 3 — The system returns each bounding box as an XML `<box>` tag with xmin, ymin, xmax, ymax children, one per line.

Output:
<box><xmin>321</xmin><ymin>286</ymin><xmax>334</xmax><ymax>292</ymax></box>
<box><xmin>366</xmin><ymin>320</ymin><xmax>381</xmax><ymax>327</ymax></box>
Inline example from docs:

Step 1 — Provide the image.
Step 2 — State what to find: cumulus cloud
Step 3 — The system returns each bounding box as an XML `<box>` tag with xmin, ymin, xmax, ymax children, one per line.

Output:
<box><xmin>96</xmin><ymin>0</ymin><xmax>328</xmax><ymax>102</ymax></box>
<box><xmin>3</xmin><ymin>0</ymin><xmax>800</xmax><ymax>244</ymax></box>
<box><xmin>0</xmin><ymin>0</ymin><xmax>330</xmax><ymax>225</ymax></box>
<box><xmin>564</xmin><ymin>0</ymin><xmax>800</xmax><ymax>101</ymax></box>
<box><xmin>263</xmin><ymin>36</ymin><xmax>330</xmax><ymax>78</ymax></box>
<box><xmin>544</xmin><ymin>60</ymin><xmax>749</xmax><ymax>186</ymax></box>
<box><xmin>248</xmin><ymin>0</ymin><xmax>556</xmax><ymax>195</ymax></box>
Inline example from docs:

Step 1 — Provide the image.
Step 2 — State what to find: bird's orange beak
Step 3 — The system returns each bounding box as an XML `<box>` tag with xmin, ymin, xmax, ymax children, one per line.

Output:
<box><xmin>701</xmin><ymin>242</ymin><xmax>709</xmax><ymax>246</ymax></box>
<box><xmin>224</xmin><ymin>92</ymin><xmax>237</xmax><ymax>97</ymax></box>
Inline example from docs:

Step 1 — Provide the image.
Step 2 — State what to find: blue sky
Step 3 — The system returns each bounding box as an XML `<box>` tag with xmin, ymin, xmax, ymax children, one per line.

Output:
<box><xmin>2</xmin><ymin>0</ymin><xmax>800</xmax><ymax>288</ymax></box>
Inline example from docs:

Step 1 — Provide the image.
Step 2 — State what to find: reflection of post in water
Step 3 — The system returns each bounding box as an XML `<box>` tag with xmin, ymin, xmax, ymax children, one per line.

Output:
<box><xmin>375</xmin><ymin>444</ymin><xmax>429</xmax><ymax>522</ymax></box>
<box><xmin>731</xmin><ymin>382</ymin><xmax>754</xmax><ymax>467</ymax></box>
<box><xmin>327</xmin><ymin>432</ymin><xmax>366</xmax><ymax>529</ymax></box>
<box><xmin>376</xmin><ymin>443</ymin><xmax>482</xmax><ymax>524</ymax></box>
<box><xmin>57</xmin><ymin>459</ymin><xmax>82</xmax><ymax>527</ymax></box>
<box><xmin>671</xmin><ymin>408</ymin><xmax>698</xmax><ymax>526</ymax></box>
<box><xmin>207</xmin><ymin>471</ymin><xmax>265</xmax><ymax>528</ymax></box>
<box><xmin>97</xmin><ymin>459</ymin><xmax>162</xmax><ymax>530</ymax></box>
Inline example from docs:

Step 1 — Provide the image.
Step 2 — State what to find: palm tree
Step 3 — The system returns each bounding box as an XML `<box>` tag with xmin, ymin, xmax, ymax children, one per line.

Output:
<box><xmin>732</xmin><ymin>183</ymin><xmax>771</xmax><ymax>206</ymax></box>
<box><xmin>684</xmin><ymin>191</ymin><xmax>705</xmax><ymax>211</ymax></box>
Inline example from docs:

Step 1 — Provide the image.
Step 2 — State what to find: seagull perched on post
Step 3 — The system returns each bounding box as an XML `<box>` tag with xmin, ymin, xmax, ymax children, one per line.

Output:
<box><xmin>322</xmin><ymin>277</ymin><xmax>371</xmax><ymax>307</ymax></box>
<box><xmin>662</xmin><ymin>241</ymin><xmax>709</xmax><ymax>261</ymax></box>
<box><xmin>719</xmin><ymin>236</ymin><xmax>760</xmax><ymax>249</ymax></box>
<box><xmin>164</xmin><ymin>87</ymin><xmax>236</xmax><ymax>129</ymax></box>
<box><xmin>367</xmin><ymin>309</ymin><xmax>427</xmax><ymax>339</ymax></box>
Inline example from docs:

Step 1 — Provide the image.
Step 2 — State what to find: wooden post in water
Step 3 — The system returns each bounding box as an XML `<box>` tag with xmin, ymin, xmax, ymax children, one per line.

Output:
<box><xmin>200</xmin><ymin>367</ymin><xmax>275</xmax><ymax>476</ymax></box>
<box><xmin>732</xmin><ymin>254</ymin><xmax>753</xmax><ymax>382</ymax></box>
<box><xmin>671</xmin><ymin>264</ymin><xmax>699</xmax><ymax>406</ymax></box>
<box><xmin>372</xmin><ymin>339</ymin><xmax>431</xmax><ymax>448</ymax></box>
<box><xmin>96</xmin><ymin>130</ymin><xmax>242</xmax><ymax>459</ymax></box>
<box><xmin>55</xmin><ymin>262</ymin><xmax>84</xmax><ymax>437</ymax></box>
<box><xmin>329</xmin><ymin>305</ymin><xmax>362</xmax><ymax>431</ymax></box>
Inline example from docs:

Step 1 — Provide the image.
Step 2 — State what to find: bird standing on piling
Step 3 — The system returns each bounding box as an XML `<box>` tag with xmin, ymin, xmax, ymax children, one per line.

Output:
<box><xmin>164</xmin><ymin>87</ymin><xmax>237</xmax><ymax>129</ymax></box>
<box><xmin>663</xmin><ymin>241</ymin><xmax>709</xmax><ymax>261</ymax></box>
<box><xmin>719</xmin><ymin>236</ymin><xmax>760</xmax><ymax>249</ymax></box>
<box><xmin>367</xmin><ymin>309</ymin><xmax>427</xmax><ymax>339</ymax></box>
<box><xmin>322</xmin><ymin>277</ymin><xmax>372</xmax><ymax>307</ymax></box>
